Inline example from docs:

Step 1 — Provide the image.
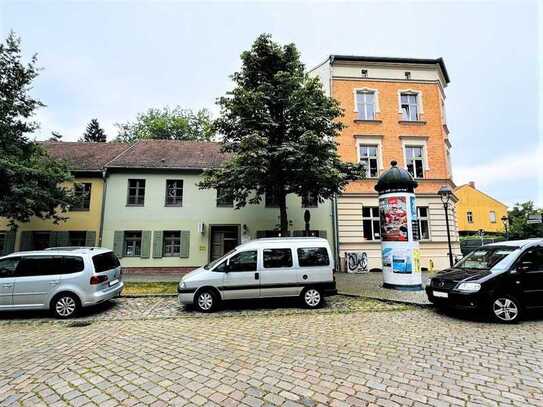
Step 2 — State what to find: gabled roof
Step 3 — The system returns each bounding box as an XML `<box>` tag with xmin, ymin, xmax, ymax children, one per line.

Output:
<box><xmin>455</xmin><ymin>183</ymin><xmax>508</xmax><ymax>209</ymax></box>
<box><xmin>106</xmin><ymin>140</ymin><xmax>227</xmax><ymax>170</ymax></box>
<box><xmin>42</xmin><ymin>142</ymin><xmax>129</xmax><ymax>172</ymax></box>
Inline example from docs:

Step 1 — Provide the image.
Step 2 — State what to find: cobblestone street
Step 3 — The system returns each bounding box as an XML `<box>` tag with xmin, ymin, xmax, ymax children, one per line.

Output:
<box><xmin>1</xmin><ymin>297</ymin><xmax>543</xmax><ymax>407</ymax></box>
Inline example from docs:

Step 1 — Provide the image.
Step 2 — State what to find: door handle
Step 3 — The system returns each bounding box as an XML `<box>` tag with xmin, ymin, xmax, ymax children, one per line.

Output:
<box><xmin>49</xmin><ymin>281</ymin><xmax>59</xmax><ymax>285</ymax></box>
<box><xmin>3</xmin><ymin>284</ymin><xmax>12</xmax><ymax>288</ymax></box>
<box><xmin>255</xmin><ymin>272</ymin><xmax>259</xmax><ymax>280</ymax></box>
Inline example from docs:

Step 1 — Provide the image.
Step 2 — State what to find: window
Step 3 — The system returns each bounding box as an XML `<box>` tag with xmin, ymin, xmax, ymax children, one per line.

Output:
<box><xmin>297</xmin><ymin>247</ymin><xmax>330</xmax><ymax>267</ymax></box>
<box><xmin>359</xmin><ymin>145</ymin><xmax>379</xmax><ymax>178</ymax></box>
<box><xmin>0</xmin><ymin>257</ymin><xmax>19</xmax><ymax>278</ymax></box>
<box><xmin>124</xmin><ymin>231</ymin><xmax>142</xmax><ymax>257</ymax></box>
<box><xmin>302</xmin><ymin>192</ymin><xmax>318</xmax><ymax>208</ymax></box>
<box><xmin>127</xmin><ymin>179</ymin><xmax>145</xmax><ymax>206</ymax></box>
<box><xmin>228</xmin><ymin>250</ymin><xmax>257</xmax><ymax>272</ymax></box>
<box><xmin>0</xmin><ymin>233</ymin><xmax>5</xmax><ymax>254</ymax></box>
<box><xmin>60</xmin><ymin>256</ymin><xmax>85</xmax><ymax>274</ymax></box>
<box><xmin>467</xmin><ymin>211</ymin><xmax>473</xmax><ymax>224</ymax></box>
<box><xmin>92</xmin><ymin>252</ymin><xmax>120</xmax><ymax>273</ymax></box>
<box><xmin>72</xmin><ymin>183</ymin><xmax>91</xmax><ymax>211</ymax></box>
<box><xmin>405</xmin><ymin>146</ymin><xmax>425</xmax><ymax>178</ymax></box>
<box><xmin>32</xmin><ymin>232</ymin><xmax>50</xmax><ymax>250</ymax></box>
<box><xmin>417</xmin><ymin>207</ymin><xmax>430</xmax><ymax>240</ymax></box>
<box><xmin>355</xmin><ymin>90</ymin><xmax>376</xmax><ymax>120</ymax></box>
<box><xmin>163</xmin><ymin>231</ymin><xmax>181</xmax><ymax>257</ymax></box>
<box><xmin>363</xmin><ymin>207</ymin><xmax>380</xmax><ymax>240</ymax></box>
<box><xmin>15</xmin><ymin>256</ymin><xmax>62</xmax><ymax>277</ymax></box>
<box><xmin>400</xmin><ymin>93</ymin><xmax>419</xmax><ymax>121</ymax></box>
<box><xmin>69</xmin><ymin>231</ymin><xmax>87</xmax><ymax>247</ymax></box>
<box><xmin>519</xmin><ymin>248</ymin><xmax>543</xmax><ymax>271</ymax></box>
<box><xmin>405</xmin><ymin>71</ymin><xmax>411</xmax><ymax>80</ymax></box>
<box><xmin>265</xmin><ymin>187</ymin><xmax>281</xmax><ymax>208</ymax></box>
<box><xmin>489</xmin><ymin>211</ymin><xmax>497</xmax><ymax>223</ymax></box>
<box><xmin>216</xmin><ymin>188</ymin><xmax>234</xmax><ymax>207</ymax></box>
<box><xmin>263</xmin><ymin>248</ymin><xmax>293</xmax><ymax>268</ymax></box>
<box><xmin>165</xmin><ymin>180</ymin><xmax>183</xmax><ymax>206</ymax></box>
<box><xmin>361</xmin><ymin>69</ymin><xmax>368</xmax><ymax>78</ymax></box>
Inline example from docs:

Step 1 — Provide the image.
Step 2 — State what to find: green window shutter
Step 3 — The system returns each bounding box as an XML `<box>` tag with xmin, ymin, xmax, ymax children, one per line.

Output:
<box><xmin>20</xmin><ymin>232</ymin><xmax>33</xmax><ymax>251</ymax></box>
<box><xmin>113</xmin><ymin>231</ymin><xmax>124</xmax><ymax>258</ymax></box>
<box><xmin>141</xmin><ymin>231</ymin><xmax>151</xmax><ymax>258</ymax></box>
<box><xmin>57</xmin><ymin>231</ymin><xmax>70</xmax><ymax>247</ymax></box>
<box><xmin>3</xmin><ymin>231</ymin><xmax>16</xmax><ymax>255</ymax></box>
<box><xmin>85</xmin><ymin>231</ymin><xmax>97</xmax><ymax>247</ymax></box>
<box><xmin>318</xmin><ymin>230</ymin><xmax>327</xmax><ymax>239</ymax></box>
<box><xmin>153</xmin><ymin>231</ymin><xmax>163</xmax><ymax>258</ymax></box>
<box><xmin>180</xmin><ymin>230</ymin><xmax>190</xmax><ymax>258</ymax></box>
<box><xmin>48</xmin><ymin>232</ymin><xmax>58</xmax><ymax>248</ymax></box>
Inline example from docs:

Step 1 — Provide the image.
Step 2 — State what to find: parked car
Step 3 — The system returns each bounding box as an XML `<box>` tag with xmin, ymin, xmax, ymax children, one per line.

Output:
<box><xmin>0</xmin><ymin>247</ymin><xmax>123</xmax><ymax>318</ymax></box>
<box><xmin>178</xmin><ymin>237</ymin><xmax>337</xmax><ymax>312</ymax></box>
<box><xmin>426</xmin><ymin>238</ymin><xmax>543</xmax><ymax>323</ymax></box>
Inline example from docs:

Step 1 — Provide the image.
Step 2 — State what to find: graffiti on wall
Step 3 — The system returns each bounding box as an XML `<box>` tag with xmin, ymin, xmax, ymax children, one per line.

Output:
<box><xmin>345</xmin><ymin>252</ymin><xmax>368</xmax><ymax>273</ymax></box>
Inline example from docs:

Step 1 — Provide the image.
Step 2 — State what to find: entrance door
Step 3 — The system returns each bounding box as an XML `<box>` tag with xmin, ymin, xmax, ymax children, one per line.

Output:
<box><xmin>210</xmin><ymin>226</ymin><xmax>240</xmax><ymax>261</ymax></box>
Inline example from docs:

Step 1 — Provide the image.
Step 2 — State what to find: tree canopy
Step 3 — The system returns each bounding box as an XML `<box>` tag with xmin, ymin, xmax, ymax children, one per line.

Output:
<box><xmin>0</xmin><ymin>32</ymin><xmax>73</xmax><ymax>225</ymax></box>
<box><xmin>81</xmin><ymin>118</ymin><xmax>107</xmax><ymax>142</ymax></box>
<box><xmin>199</xmin><ymin>34</ymin><xmax>363</xmax><ymax>235</ymax></box>
<box><xmin>508</xmin><ymin>201</ymin><xmax>543</xmax><ymax>239</ymax></box>
<box><xmin>115</xmin><ymin>106</ymin><xmax>214</xmax><ymax>143</ymax></box>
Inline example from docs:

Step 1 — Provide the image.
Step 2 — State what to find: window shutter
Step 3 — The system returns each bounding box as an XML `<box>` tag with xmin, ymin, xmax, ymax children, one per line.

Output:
<box><xmin>113</xmin><ymin>231</ymin><xmax>124</xmax><ymax>258</ymax></box>
<box><xmin>293</xmin><ymin>230</ymin><xmax>304</xmax><ymax>237</ymax></box>
<box><xmin>141</xmin><ymin>231</ymin><xmax>151</xmax><ymax>258</ymax></box>
<box><xmin>48</xmin><ymin>232</ymin><xmax>58</xmax><ymax>248</ymax></box>
<box><xmin>180</xmin><ymin>231</ymin><xmax>190</xmax><ymax>258</ymax></box>
<box><xmin>20</xmin><ymin>232</ymin><xmax>33</xmax><ymax>251</ymax></box>
<box><xmin>153</xmin><ymin>231</ymin><xmax>163</xmax><ymax>258</ymax></box>
<box><xmin>256</xmin><ymin>231</ymin><xmax>266</xmax><ymax>239</ymax></box>
<box><xmin>85</xmin><ymin>231</ymin><xmax>97</xmax><ymax>247</ymax></box>
<box><xmin>3</xmin><ymin>231</ymin><xmax>16</xmax><ymax>255</ymax></box>
<box><xmin>318</xmin><ymin>230</ymin><xmax>327</xmax><ymax>239</ymax></box>
<box><xmin>57</xmin><ymin>231</ymin><xmax>70</xmax><ymax>247</ymax></box>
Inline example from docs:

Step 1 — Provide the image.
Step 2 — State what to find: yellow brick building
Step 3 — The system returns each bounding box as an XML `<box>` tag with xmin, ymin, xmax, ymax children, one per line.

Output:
<box><xmin>455</xmin><ymin>182</ymin><xmax>508</xmax><ymax>235</ymax></box>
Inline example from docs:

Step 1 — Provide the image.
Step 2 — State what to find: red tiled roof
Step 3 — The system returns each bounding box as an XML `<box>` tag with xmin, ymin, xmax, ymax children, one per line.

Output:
<box><xmin>42</xmin><ymin>142</ymin><xmax>129</xmax><ymax>172</ymax></box>
<box><xmin>106</xmin><ymin>140</ymin><xmax>227</xmax><ymax>169</ymax></box>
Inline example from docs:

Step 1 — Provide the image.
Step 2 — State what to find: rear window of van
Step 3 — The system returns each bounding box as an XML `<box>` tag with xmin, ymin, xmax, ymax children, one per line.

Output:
<box><xmin>297</xmin><ymin>247</ymin><xmax>330</xmax><ymax>267</ymax></box>
<box><xmin>92</xmin><ymin>252</ymin><xmax>120</xmax><ymax>273</ymax></box>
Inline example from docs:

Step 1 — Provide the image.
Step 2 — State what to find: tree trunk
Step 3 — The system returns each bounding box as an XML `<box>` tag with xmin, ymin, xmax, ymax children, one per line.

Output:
<box><xmin>278</xmin><ymin>190</ymin><xmax>289</xmax><ymax>237</ymax></box>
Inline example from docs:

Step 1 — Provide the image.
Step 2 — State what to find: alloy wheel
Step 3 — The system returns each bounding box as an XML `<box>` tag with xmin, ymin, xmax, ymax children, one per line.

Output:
<box><xmin>56</xmin><ymin>296</ymin><xmax>77</xmax><ymax>317</ymax></box>
<box><xmin>304</xmin><ymin>289</ymin><xmax>321</xmax><ymax>307</ymax></box>
<box><xmin>197</xmin><ymin>292</ymin><xmax>214</xmax><ymax>311</ymax></box>
<box><xmin>493</xmin><ymin>298</ymin><xmax>519</xmax><ymax>322</ymax></box>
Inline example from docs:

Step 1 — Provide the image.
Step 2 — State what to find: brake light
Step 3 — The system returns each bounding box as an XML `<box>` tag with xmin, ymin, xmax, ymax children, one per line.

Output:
<box><xmin>90</xmin><ymin>275</ymin><xmax>108</xmax><ymax>285</ymax></box>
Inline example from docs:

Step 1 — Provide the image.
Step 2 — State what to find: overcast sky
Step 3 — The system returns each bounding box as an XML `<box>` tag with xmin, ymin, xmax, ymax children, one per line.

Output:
<box><xmin>1</xmin><ymin>0</ymin><xmax>541</xmax><ymax>208</ymax></box>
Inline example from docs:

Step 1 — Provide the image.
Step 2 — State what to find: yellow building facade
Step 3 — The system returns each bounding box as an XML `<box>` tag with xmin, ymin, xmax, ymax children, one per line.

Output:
<box><xmin>455</xmin><ymin>182</ymin><xmax>508</xmax><ymax>234</ymax></box>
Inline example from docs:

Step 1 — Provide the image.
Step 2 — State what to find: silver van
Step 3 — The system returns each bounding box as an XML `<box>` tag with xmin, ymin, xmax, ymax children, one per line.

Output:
<box><xmin>178</xmin><ymin>237</ymin><xmax>337</xmax><ymax>312</ymax></box>
<box><xmin>0</xmin><ymin>247</ymin><xmax>123</xmax><ymax>318</ymax></box>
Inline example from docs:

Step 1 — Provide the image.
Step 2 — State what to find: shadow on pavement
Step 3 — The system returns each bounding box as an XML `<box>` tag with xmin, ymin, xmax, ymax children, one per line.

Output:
<box><xmin>182</xmin><ymin>296</ymin><xmax>310</xmax><ymax>313</ymax></box>
<box><xmin>0</xmin><ymin>300</ymin><xmax>118</xmax><ymax>321</ymax></box>
<box><xmin>430</xmin><ymin>305</ymin><xmax>543</xmax><ymax>324</ymax></box>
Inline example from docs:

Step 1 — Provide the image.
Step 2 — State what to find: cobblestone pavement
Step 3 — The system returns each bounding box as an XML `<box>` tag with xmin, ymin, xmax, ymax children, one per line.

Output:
<box><xmin>1</xmin><ymin>298</ymin><xmax>543</xmax><ymax>407</ymax></box>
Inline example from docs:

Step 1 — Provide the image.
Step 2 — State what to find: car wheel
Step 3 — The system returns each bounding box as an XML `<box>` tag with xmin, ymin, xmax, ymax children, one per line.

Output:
<box><xmin>490</xmin><ymin>295</ymin><xmax>522</xmax><ymax>323</ymax></box>
<box><xmin>52</xmin><ymin>294</ymin><xmax>80</xmax><ymax>319</ymax></box>
<box><xmin>302</xmin><ymin>287</ymin><xmax>323</xmax><ymax>309</ymax></box>
<box><xmin>195</xmin><ymin>289</ymin><xmax>218</xmax><ymax>313</ymax></box>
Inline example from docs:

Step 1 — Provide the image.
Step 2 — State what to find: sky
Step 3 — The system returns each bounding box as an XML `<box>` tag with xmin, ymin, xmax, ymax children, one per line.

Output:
<box><xmin>1</xmin><ymin>0</ymin><xmax>541</xmax><ymax>208</ymax></box>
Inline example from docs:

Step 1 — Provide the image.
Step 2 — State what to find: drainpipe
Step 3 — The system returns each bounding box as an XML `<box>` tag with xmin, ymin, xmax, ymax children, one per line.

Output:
<box><xmin>332</xmin><ymin>194</ymin><xmax>340</xmax><ymax>272</ymax></box>
<box><xmin>98</xmin><ymin>169</ymin><xmax>108</xmax><ymax>246</ymax></box>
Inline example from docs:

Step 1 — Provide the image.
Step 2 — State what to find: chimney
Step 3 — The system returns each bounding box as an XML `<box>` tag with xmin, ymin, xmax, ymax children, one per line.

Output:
<box><xmin>469</xmin><ymin>181</ymin><xmax>476</xmax><ymax>189</ymax></box>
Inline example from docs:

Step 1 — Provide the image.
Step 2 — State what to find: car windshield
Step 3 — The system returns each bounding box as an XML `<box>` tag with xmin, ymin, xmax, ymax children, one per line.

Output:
<box><xmin>203</xmin><ymin>250</ymin><xmax>236</xmax><ymax>270</ymax></box>
<box><xmin>455</xmin><ymin>246</ymin><xmax>519</xmax><ymax>270</ymax></box>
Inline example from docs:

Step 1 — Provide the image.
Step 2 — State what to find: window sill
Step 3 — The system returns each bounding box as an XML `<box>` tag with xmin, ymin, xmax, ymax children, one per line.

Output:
<box><xmin>399</xmin><ymin>120</ymin><xmax>427</xmax><ymax>125</ymax></box>
<box><xmin>165</xmin><ymin>204</ymin><xmax>183</xmax><ymax>208</ymax></box>
<box><xmin>126</xmin><ymin>204</ymin><xmax>145</xmax><ymax>207</ymax></box>
<box><xmin>354</xmin><ymin>119</ymin><xmax>382</xmax><ymax>124</ymax></box>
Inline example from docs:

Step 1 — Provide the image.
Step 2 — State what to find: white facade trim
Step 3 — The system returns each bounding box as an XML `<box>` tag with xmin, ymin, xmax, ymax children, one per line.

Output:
<box><xmin>401</xmin><ymin>137</ymin><xmax>430</xmax><ymax>171</ymax></box>
<box><xmin>397</xmin><ymin>89</ymin><xmax>424</xmax><ymax>115</ymax></box>
<box><xmin>352</xmin><ymin>87</ymin><xmax>380</xmax><ymax>113</ymax></box>
<box><xmin>355</xmin><ymin>136</ymin><xmax>385</xmax><ymax>172</ymax></box>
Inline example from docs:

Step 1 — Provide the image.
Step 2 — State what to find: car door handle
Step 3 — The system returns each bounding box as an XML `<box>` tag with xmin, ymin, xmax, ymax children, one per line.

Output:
<box><xmin>49</xmin><ymin>281</ymin><xmax>59</xmax><ymax>285</ymax></box>
<box><xmin>3</xmin><ymin>284</ymin><xmax>12</xmax><ymax>288</ymax></box>
<box><xmin>255</xmin><ymin>272</ymin><xmax>259</xmax><ymax>280</ymax></box>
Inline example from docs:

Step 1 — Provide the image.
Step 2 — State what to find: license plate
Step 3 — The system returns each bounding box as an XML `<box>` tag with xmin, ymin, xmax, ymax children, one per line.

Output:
<box><xmin>109</xmin><ymin>279</ymin><xmax>119</xmax><ymax>287</ymax></box>
<box><xmin>433</xmin><ymin>291</ymin><xmax>448</xmax><ymax>298</ymax></box>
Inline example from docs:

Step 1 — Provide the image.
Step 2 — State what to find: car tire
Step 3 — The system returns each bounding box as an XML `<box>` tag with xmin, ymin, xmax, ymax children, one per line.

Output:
<box><xmin>302</xmin><ymin>287</ymin><xmax>323</xmax><ymax>309</ymax></box>
<box><xmin>194</xmin><ymin>289</ymin><xmax>218</xmax><ymax>313</ymax></box>
<box><xmin>52</xmin><ymin>293</ymin><xmax>80</xmax><ymax>319</ymax></box>
<box><xmin>490</xmin><ymin>294</ymin><xmax>522</xmax><ymax>324</ymax></box>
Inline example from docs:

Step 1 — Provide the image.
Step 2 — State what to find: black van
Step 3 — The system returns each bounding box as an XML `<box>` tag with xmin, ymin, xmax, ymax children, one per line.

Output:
<box><xmin>426</xmin><ymin>239</ymin><xmax>543</xmax><ymax>323</ymax></box>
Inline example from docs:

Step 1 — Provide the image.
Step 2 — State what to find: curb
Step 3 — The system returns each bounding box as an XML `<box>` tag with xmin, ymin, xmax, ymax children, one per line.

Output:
<box><xmin>337</xmin><ymin>292</ymin><xmax>433</xmax><ymax>308</ymax></box>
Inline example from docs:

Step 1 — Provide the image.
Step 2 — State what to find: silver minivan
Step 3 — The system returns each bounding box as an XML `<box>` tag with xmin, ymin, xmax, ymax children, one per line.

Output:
<box><xmin>0</xmin><ymin>247</ymin><xmax>123</xmax><ymax>318</ymax></box>
<box><xmin>178</xmin><ymin>237</ymin><xmax>337</xmax><ymax>312</ymax></box>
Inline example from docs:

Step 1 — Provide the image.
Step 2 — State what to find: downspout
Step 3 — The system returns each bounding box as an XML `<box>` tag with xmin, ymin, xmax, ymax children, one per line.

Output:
<box><xmin>98</xmin><ymin>168</ymin><xmax>108</xmax><ymax>246</ymax></box>
<box><xmin>329</xmin><ymin>57</ymin><xmax>341</xmax><ymax>270</ymax></box>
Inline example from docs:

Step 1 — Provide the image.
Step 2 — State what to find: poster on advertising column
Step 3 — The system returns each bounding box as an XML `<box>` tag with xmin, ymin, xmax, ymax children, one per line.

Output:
<box><xmin>379</xmin><ymin>196</ymin><xmax>408</xmax><ymax>241</ymax></box>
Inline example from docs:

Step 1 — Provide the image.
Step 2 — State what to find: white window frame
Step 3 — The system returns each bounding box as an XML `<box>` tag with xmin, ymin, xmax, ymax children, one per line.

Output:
<box><xmin>356</xmin><ymin>136</ymin><xmax>384</xmax><ymax>173</ymax></box>
<box><xmin>417</xmin><ymin>207</ymin><xmax>431</xmax><ymax>241</ymax></box>
<box><xmin>359</xmin><ymin>144</ymin><xmax>380</xmax><ymax>178</ymax></box>
<box><xmin>401</xmin><ymin>138</ymin><xmax>430</xmax><ymax>176</ymax></box>
<box><xmin>489</xmin><ymin>211</ymin><xmax>497</xmax><ymax>224</ymax></box>
<box><xmin>353</xmin><ymin>88</ymin><xmax>380</xmax><ymax>119</ymax></box>
<box><xmin>398</xmin><ymin>89</ymin><xmax>424</xmax><ymax>120</ymax></box>
<box><xmin>467</xmin><ymin>211</ymin><xmax>473</xmax><ymax>224</ymax></box>
<box><xmin>362</xmin><ymin>206</ymin><xmax>381</xmax><ymax>241</ymax></box>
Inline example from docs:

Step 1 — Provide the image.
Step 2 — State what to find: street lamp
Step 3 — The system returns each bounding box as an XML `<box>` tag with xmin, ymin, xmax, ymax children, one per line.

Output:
<box><xmin>501</xmin><ymin>215</ymin><xmax>509</xmax><ymax>240</ymax></box>
<box><xmin>438</xmin><ymin>185</ymin><xmax>454</xmax><ymax>268</ymax></box>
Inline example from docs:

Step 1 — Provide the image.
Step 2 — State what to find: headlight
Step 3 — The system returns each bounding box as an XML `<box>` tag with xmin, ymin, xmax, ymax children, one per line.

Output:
<box><xmin>457</xmin><ymin>282</ymin><xmax>481</xmax><ymax>292</ymax></box>
<box><xmin>426</xmin><ymin>278</ymin><xmax>432</xmax><ymax>285</ymax></box>
<box><xmin>179</xmin><ymin>281</ymin><xmax>186</xmax><ymax>289</ymax></box>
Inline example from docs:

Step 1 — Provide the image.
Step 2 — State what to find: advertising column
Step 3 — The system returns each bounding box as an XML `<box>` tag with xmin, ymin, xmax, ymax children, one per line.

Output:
<box><xmin>375</xmin><ymin>161</ymin><xmax>422</xmax><ymax>290</ymax></box>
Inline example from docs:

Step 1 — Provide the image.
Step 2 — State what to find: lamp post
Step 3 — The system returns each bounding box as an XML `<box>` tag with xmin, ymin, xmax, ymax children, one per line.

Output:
<box><xmin>501</xmin><ymin>215</ymin><xmax>509</xmax><ymax>240</ymax></box>
<box><xmin>438</xmin><ymin>185</ymin><xmax>454</xmax><ymax>268</ymax></box>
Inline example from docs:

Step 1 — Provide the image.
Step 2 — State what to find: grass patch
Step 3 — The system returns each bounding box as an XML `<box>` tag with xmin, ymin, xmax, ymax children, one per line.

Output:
<box><xmin>123</xmin><ymin>282</ymin><xmax>178</xmax><ymax>296</ymax></box>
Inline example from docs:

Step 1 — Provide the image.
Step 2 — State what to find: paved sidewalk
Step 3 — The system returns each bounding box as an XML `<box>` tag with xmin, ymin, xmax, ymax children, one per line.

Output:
<box><xmin>336</xmin><ymin>271</ymin><xmax>433</xmax><ymax>306</ymax></box>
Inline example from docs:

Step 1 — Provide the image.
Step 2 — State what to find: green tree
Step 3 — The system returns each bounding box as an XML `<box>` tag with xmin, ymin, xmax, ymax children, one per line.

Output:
<box><xmin>508</xmin><ymin>201</ymin><xmax>543</xmax><ymax>239</ymax></box>
<box><xmin>0</xmin><ymin>32</ymin><xmax>73</xmax><ymax>225</ymax></box>
<box><xmin>48</xmin><ymin>131</ymin><xmax>63</xmax><ymax>142</ymax></box>
<box><xmin>81</xmin><ymin>118</ymin><xmax>107</xmax><ymax>142</ymax></box>
<box><xmin>115</xmin><ymin>106</ymin><xmax>214</xmax><ymax>143</ymax></box>
<box><xmin>199</xmin><ymin>34</ymin><xmax>363</xmax><ymax>235</ymax></box>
